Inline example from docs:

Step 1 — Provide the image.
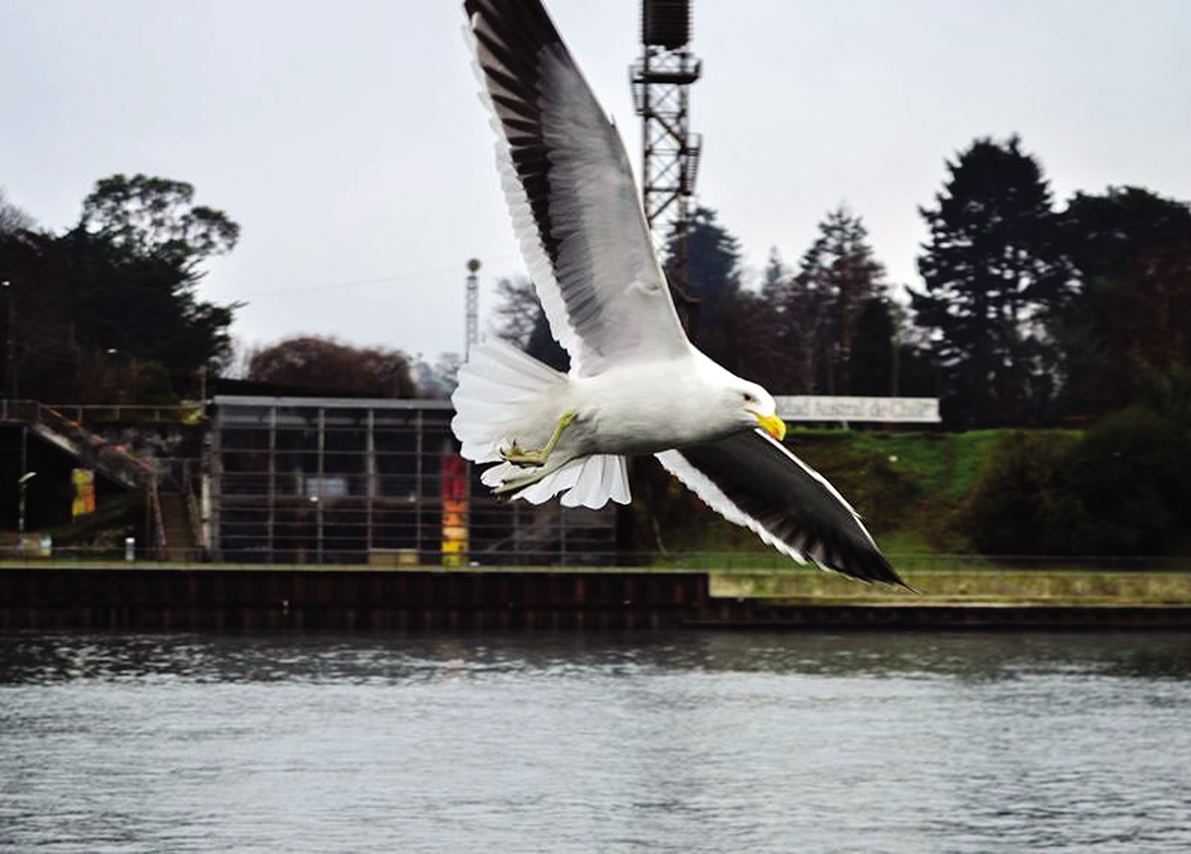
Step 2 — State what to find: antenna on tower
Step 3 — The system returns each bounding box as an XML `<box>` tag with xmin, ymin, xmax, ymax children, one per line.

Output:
<box><xmin>465</xmin><ymin>258</ymin><xmax>481</xmax><ymax>361</ymax></box>
<box><xmin>631</xmin><ymin>0</ymin><xmax>701</xmax><ymax>297</ymax></box>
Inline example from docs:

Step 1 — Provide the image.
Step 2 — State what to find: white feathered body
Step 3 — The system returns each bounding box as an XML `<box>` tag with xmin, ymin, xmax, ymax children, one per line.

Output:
<box><xmin>568</xmin><ymin>353</ymin><xmax>754</xmax><ymax>454</ymax></box>
<box><xmin>452</xmin><ymin>339</ymin><xmax>758</xmax><ymax>508</ymax></box>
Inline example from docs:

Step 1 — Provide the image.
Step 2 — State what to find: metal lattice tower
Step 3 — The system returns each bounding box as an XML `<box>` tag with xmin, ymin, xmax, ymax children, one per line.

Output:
<box><xmin>631</xmin><ymin>0</ymin><xmax>701</xmax><ymax>292</ymax></box>
<box><xmin>465</xmin><ymin>258</ymin><xmax>481</xmax><ymax>361</ymax></box>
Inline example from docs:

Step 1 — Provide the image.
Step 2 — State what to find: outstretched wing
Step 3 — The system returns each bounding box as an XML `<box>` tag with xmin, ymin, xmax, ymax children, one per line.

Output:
<box><xmin>656</xmin><ymin>431</ymin><xmax>908</xmax><ymax>586</ymax></box>
<box><xmin>465</xmin><ymin>0</ymin><xmax>689</xmax><ymax>377</ymax></box>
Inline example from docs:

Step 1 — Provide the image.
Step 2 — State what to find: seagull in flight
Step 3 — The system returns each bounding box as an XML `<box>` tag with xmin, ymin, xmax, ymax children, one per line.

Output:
<box><xmin>452</xmin><ymin>0</ymin><xmax>906</xmax><ymax>586</ymax></box>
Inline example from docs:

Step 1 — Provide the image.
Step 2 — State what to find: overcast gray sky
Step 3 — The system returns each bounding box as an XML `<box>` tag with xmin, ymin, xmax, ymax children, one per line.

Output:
<box><xmin>3</xmin><ymin>0</ymin><xmax>1189</xmax><ymax>366</ymax></box>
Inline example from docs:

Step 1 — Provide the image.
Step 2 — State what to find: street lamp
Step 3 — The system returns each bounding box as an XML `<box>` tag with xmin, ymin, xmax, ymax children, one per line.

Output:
<box><xmin>2</xmin><ymin>280</ymin><xmax>12</xmax><ymax>399</ymax></box>
<box><xmin>18</xmin><ymin>470</ymin><xmax>36</xmax><ymax>536</ymax></box>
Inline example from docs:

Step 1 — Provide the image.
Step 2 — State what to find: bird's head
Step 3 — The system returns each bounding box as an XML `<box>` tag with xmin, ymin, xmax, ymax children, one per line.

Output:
<box><xmin>731</xmin><ymin>381</ymin><xmax>786</xmax><ymax>441</ymax></box>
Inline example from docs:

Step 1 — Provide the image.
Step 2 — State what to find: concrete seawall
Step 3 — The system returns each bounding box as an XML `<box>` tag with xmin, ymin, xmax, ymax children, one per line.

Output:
<box><xmin>3</xmin><ymin>564</ymin><xmax>1190</xmax><ymax>631</ymax></box>
<box><xmin>710</xmin><ymin>567</ymin><xmax>1191</xmax><ymax>605</ymax></box>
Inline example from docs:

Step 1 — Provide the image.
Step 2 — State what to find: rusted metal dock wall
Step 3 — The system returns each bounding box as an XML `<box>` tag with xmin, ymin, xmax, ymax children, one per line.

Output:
<box><xmin>3</xmin><ymin>566</ymin><xmax>1191</xmax><ymax>631</ymax></box>
<box><xmin>0</xmin><ymin>567</ymin><xmax>714</xmax><ymax>631</ymax></box>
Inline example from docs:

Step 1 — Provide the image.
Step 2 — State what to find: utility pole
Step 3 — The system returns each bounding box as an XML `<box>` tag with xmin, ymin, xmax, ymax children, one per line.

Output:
<box><xmin>2</xmin><ymin>280</ymin><xmax>14</xmax><ymax>399</ymax></box>
<box><xmin>465</xmin><ymin>259</ymin><xmax>481</xmax><ymax>362</ymax></box>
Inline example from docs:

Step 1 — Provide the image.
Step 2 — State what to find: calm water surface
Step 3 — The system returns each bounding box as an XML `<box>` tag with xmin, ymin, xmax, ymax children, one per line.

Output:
<box><xmin>2</xmin><ymin>630</ymin><xmax>1190</xmax><ymax>853</ymax></box>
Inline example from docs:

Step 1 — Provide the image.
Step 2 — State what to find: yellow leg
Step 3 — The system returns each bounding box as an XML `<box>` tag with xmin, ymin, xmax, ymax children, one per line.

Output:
<box><xmin>501</xmin><ymin>410</ymin><xmax>576</xmax><ymax>467</ymax></box>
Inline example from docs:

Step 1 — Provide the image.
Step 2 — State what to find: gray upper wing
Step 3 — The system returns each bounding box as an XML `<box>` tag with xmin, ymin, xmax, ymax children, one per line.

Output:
<box><xmin>465</xmin><ymin>0</ymin><xmax>690</xmax><ymax>376</ymax></box>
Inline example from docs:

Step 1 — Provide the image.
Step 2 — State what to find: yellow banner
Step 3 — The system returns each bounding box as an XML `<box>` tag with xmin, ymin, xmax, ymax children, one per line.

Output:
<box><xmin>72</xmin><ymin>468</ymin><xmax>95</xmax><ymax>517</ymax></box>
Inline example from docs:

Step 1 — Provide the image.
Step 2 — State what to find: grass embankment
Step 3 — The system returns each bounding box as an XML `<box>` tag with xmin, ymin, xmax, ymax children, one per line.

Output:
<box><xmin>647</xmin><ymin>426</ymin><xmax>1186</xmax><ymax>578</ymax></box>
<box><xmin>647</xmin><ymin>427</ymin><xmax>1191</xmax><ymax>601</ymax></box>
<box><xmin>795</xmin><ymin>429</ymin><xmax>1005</xmax><ymax>551</ymax></box>
<box><xmin>647</xmin><ymin>428</ymin><xmax>1059</xmax><ymax>572</ymax></box>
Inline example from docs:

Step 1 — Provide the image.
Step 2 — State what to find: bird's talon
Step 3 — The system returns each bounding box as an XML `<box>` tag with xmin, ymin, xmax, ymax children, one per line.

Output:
<box><xmin>501</xmin><ymin>441</ymin><xmax>548</xmax><ymax>466</ymax></box>
<box><xmin>499</xmin><ymin>410</ymin><xmax>577</xmax><ymax>467</ymax></box>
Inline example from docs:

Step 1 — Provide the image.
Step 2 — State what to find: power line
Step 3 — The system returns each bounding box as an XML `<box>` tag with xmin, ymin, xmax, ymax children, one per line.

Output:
<box><xmin>234</xmin><ymin>255</ymin><xmax>521</xmax><ymax>300</ymax></box>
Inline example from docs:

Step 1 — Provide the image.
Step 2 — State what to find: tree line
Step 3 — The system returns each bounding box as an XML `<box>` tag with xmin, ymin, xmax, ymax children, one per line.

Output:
<box><xmin>0</xmin><ymin>176</ymin><xmax>428</xmax><ymax>404</ymax></box>
<box><xmin>0</xmin><ymin>177</ymin><xmax>241</xmax><ymax>404</ymax></box>
<box><xmin>914</xmin><ymin>137</ymin><xmax>1190</xmax><ymax>430</ymax></box>
<box><xmin>488</xmin><ymin>133</ymin><xmax>1191</xmax><ymax>556</ymax></box>
<box><xmin>5</xmin><ymin>133</ymin><xmax>1189</xmax><ymax>428</ymax></box>
<box><xmin>495</xmin><ymin>133</ymin><xmax>1191</xmax><ymax>434</ymax></box>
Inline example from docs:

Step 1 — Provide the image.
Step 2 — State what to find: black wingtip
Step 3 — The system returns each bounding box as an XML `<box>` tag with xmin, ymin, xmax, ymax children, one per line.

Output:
<box><xmin>806</xmin><ymin>521</ymin><xmax>910</xmax><ymax>589</ymax></box>
<box><xmin>828</xmin><ymin>552</ymin><xmax>914</xmax><ymax>591</ymax></box>
<box><xmin>870</xmin><ymin>554</ymin><xmax>915</xmax><ymax>591</ymax></box>
<box><xmin>883</xmin><ymin>571</ymin><xmax>919</xmax><ymax>594</ymax></box>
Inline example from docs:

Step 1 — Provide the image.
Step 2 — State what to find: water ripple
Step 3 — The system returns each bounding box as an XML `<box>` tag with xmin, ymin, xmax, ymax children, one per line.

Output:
<box><xmin>2</xmin><ymin>630</ymin><xmax>1189</xmax><ymax>853</ymax></box>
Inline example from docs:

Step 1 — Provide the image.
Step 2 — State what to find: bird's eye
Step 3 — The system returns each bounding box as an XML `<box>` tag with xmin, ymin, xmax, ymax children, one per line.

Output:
<box><xmin>742</xmin><ymin>392</ymin><xmax>756</xmax><ymax>403</ymax></box>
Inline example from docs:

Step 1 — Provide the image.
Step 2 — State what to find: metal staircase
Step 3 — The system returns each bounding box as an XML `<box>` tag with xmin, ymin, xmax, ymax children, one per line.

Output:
<box><xmin>1</xmin><ymin>400</ymin><xmax>154</xmax><ymax>490</ymax></box>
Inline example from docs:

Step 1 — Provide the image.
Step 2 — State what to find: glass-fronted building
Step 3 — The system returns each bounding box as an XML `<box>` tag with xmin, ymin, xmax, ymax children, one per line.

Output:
<box><xmin>204</xmin><ymin>396</ymin><xmax>616</xmax><ymax>565</ymax></box>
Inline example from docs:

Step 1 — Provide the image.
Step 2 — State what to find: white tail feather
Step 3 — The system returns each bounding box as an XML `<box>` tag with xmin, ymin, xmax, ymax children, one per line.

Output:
<box><xmin>560</xmin><ymin>454</ymin><xmax>629</xmax><ymax>509</ymax></box>
<box><xmin>452</xmin><ymin>341</ymin><xmax>631</xmax><ymax>509</ymax></box>
<box><xmin>452</xmin><ymin>340</ymin><xmax>566</xmax><ymax>462</ymax></box>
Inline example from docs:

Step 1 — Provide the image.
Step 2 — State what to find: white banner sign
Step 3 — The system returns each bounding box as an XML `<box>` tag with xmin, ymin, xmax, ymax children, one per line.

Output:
<box><xmin>776</xmin><ymin>395</ymin><xmax>941</xmax><ymax>424</ymax></box>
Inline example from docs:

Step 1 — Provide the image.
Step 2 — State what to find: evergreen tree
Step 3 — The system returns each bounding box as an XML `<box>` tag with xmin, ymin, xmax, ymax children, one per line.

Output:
<box><xmin>0</xmin><ymin>229</ymin><xmax>75</xmax><ymax>399</ymax></box>
<box><xmin>850</xmin><ymin>298</ymin><xmax>897</xmax><ymax>396</ymax></box>
<box><xmin>0</xmin><ymin>175</ymin><xmax>241</xmax><ymax>403</ymax></box>
<box><xmin>664</xmin><ymin>206</ymin><xmax>745</xmax><ymax>371</ymax></box>
<box><xmin>680</xmin><ymin>206</ymin><xmax>741</xmax><ymax>300</ymax></box>
<box><xmin>747</xmin><ymin>248</ymin><xmax>798</xmax><ymax>393</ymax></box>
<box><xmin>58</xmin><ymin>229</ymin><xmax>238</xmax><ymax>377</ymax></box>
<box><xmin>1055</xmin><ymin>186</ymin><xmax>1191</xmax><ymax>415</ymax></box>
<box><xmin>796</xmin><ymin>205</ymin><xmax>886</xmax><ymax>394</ymax></box>
<box><xmin>910</xmin><ymin>136</ymin><xmax>1073</xmax><ymax>427</ymax></box>
<box><xmin>763</xmin><ymin>261</ymin><xmax>832</xmax><ymax>395</ymax></box>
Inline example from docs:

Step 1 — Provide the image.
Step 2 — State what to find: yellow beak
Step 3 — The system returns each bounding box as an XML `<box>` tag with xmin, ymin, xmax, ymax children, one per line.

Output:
<box><xmin>754</xmin><ymin>412</ymin><xmax>787</xmax><ymax>441</ymax></box>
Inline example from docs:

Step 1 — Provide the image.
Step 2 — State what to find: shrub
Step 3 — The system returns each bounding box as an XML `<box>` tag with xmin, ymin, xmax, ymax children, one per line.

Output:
<box><xmin>958</xmin><ymin>430</ymin><xmax>1081</xmax><ymax>554</ymax></box>
<box><xmin>1061</xmin><ymin>406</ymin><xmax>1191</xmax><ymax>555</ymax></box>
<box><xmin>960</xmin><ymin>408</ymin><xmax>1191</xmax><ymax>556</ymax></box>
